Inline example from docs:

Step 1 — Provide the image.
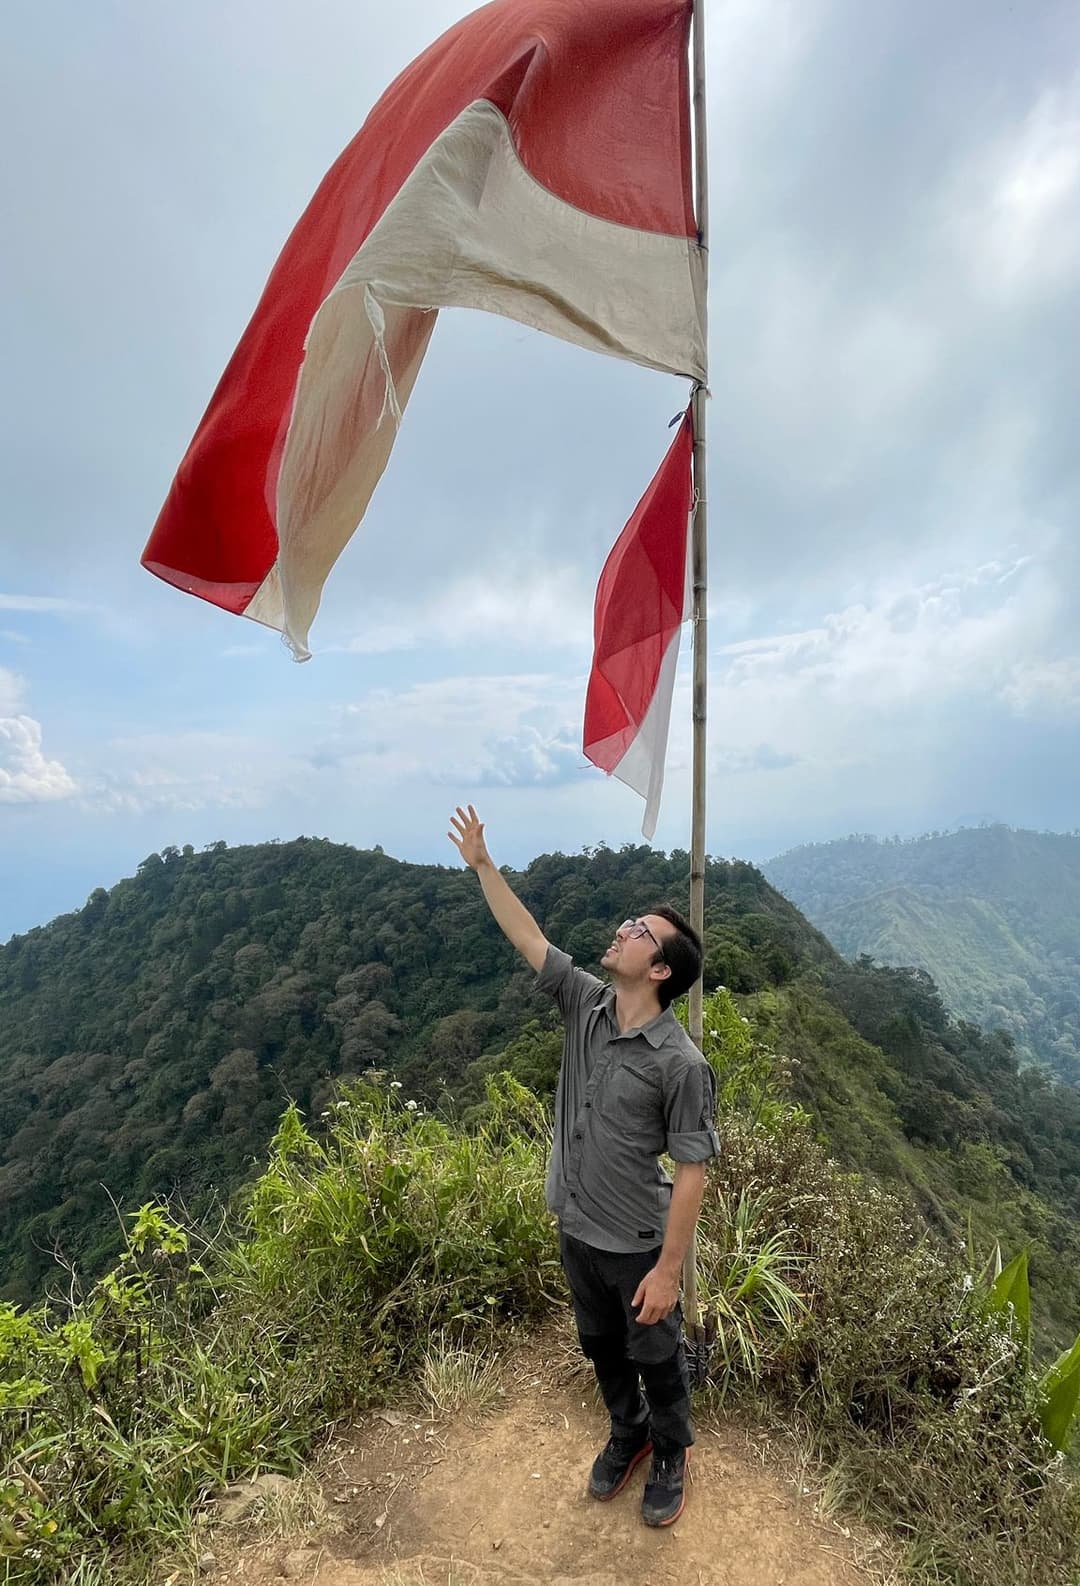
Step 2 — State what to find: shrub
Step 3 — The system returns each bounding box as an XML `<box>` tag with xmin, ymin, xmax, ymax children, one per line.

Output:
<box><xmin>0</xmin><ymin>1076</ymin><xmax>556</xmax><ymax>1584</ymax></box>
<box><xmin>700</xmin><ymin>1001</ymin><xmax>1080</xmax><ymax>1586</ymax></box>
<box><xmin>219</xmin><ymin>1075</ymin><xmax>557</xmax><ymax>1415</ymax></box>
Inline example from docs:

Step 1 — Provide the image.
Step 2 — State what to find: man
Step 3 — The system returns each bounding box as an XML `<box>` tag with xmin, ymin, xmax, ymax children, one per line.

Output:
<box><xmin>448</xmin><ymin>805</ymin><xmax>718</xmax><ymax>1528</ymax></box>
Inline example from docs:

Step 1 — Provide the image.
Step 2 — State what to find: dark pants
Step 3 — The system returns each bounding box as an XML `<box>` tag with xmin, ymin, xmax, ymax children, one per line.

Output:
<box><xmin>560</xmin><ymin>1228</ymin><xmax>693</xmax><ymax>1453</ymax></box>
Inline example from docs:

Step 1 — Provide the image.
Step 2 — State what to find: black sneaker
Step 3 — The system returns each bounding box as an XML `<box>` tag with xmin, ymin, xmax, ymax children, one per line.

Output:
<box><xmin>641</xmin><ymin>1445</ymin><xmax>689</xmax><ymax>1527</ymax></box>
<box><xmin>588</xmin><ymin>1428</ymin><xmax>653</xmax><ymax>1500</ymax></box>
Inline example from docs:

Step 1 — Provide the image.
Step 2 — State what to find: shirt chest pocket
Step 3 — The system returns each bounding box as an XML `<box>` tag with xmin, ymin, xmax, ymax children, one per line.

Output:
<box><xmin>600</xmin><ymin>1059</ymin><xmax>664</xmax><ymax>1135</ymax></box>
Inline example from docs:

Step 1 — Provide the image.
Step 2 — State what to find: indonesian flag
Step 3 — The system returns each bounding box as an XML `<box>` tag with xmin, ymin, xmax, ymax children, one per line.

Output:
<box><xmin>584</xmin><ymin>411</ymin><xmax>694</xmax><ymax>840</ymax></box>
<box><xmin>143</xmin><ymin>0</ymin><xmax>706</xmax><ymax>660</ymax></box>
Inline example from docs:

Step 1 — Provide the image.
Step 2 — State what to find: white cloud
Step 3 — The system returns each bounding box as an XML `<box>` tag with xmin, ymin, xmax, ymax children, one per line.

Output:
<box><xmin>714</xmin><ymin>743</ymin><xmax>801</xmax><ymax>775</ymax></box>
<box><xmin>322</xmin><ymin>559</ymin><xmax>593</xmax><ymax>657</ymax></box>
<box><xmin>321</xmin><ymin>623</ymin><xmax>419</xmax><ymax>657</ymax></box>
<box><xmin>82</xmin><ymin>731</ymin><xmax>284</xmax><ymax>816</ymax></box>
<box><xmin>220</xmin><ymin>642</ymin><xmax>272</xmax><ymax>659</ymax></box>
<box><xmin>931</xmin><ymin>65</ymin><xmax>1080</xmax><ymax>323</ymax></box>
<box><xmin>0</xmin><ymin>594</ymin><xmax>89</xmax><ymax>614</ymax></box>
<box><xmin>68</xmin><ymin>675</ymin><xmax>589</xmax><ymax>825</ymax></box>
<box><xmin>333</xmin><ymin>673</ymin><xmax>585</xmax><ymax>787</ymax></box>
<box><xmin>434</xmin><ymin>726</ymin><xmax>584</xmax><ymax>789</ymax></box>
<box><xmin>973</xmin><ymin>73</ymin><xmax>1080</xmax><ymax>296</ymax></box>
<box><xmin>0</xmin><ymin>715</ymin><xmax>77</xmax><ymax>803</ymax></box>
<box><xmin>0</xmin><ymin>668</ymin><xmax>21</xmax><ymax>714</ymax></box>
<box><xmin>1002</xmin><ymin>657</ymin><xmax>1080</xmax><ymax>717</ymax></box>
<box><xmin>706</xmin><ymin>555</ymin><xmax>1060</xmax><ymax>775</ymax></box>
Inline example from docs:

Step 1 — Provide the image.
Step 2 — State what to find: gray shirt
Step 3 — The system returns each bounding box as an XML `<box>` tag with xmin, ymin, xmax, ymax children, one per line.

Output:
<box><xmin>536</xmin><ymin>944</ymin><xmax>720</xmax><ymax>1253</ymax></box>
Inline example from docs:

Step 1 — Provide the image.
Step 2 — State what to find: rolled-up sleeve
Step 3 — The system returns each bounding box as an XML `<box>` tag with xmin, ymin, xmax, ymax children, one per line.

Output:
<box><xmin>664</xmin><ymin>1059</ymin><xmax>720</xmax><ymax>1163</ymax></box>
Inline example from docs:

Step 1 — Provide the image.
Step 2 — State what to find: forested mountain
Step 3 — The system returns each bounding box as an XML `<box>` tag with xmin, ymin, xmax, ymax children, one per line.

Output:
<box><xmin>2</xmin><ymin>835</ymin><xmax>1080</xmax><ymax>1343</ymax></box>
<box><xmin>764</xmin><ymin>826</ymin><xmax>1080</xmax><ymax>1085</ymax></box>
<box><xmin>0</xmin><ymin>838</ymin><xmax>828</xmax><ymax>1300</ymax></box>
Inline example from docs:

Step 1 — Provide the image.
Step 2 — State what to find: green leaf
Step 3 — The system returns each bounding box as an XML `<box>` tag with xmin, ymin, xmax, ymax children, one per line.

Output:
<box><xmin>973</xmin><ymin>1238</ymin><xmax>1001</xmax><ymax>1292</ymax></box>
<box><xmin>986</xmin><ymin>1250</ymin><xmax>1030</xmax><ymax>1354</ymax></box>
<box><xmin>1039</xmin><ymin>1332</ymin><xmax>1080</xmax><ymax>1453</ymax></box>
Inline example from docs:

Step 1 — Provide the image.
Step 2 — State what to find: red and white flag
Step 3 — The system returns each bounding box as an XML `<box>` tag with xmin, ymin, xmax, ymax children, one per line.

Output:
<box><xmin>143</xmin><ymin>0</ymin><xmax>705</xmax><ymax>660</ymax></box>
<box><xmin>584</xmin><ymin>412</ymin><xmax>694</xmax><ymax>840</ymax></box>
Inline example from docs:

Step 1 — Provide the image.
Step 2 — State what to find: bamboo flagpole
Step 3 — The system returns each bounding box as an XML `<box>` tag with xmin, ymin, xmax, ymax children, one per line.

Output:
<box><xmin>683</xmin><ymin>0</ymin><xmax>714</xmax><ymax>1383</ymax></box>
<box><xmin>688</xmin><ymin>0</ymin><xmax>709</xmax><ymax>1065</ymax></box>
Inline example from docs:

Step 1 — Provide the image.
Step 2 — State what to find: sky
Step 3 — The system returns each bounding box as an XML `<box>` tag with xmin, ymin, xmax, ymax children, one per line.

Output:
<box><xmin>2</xmin><ymin>0</ymin><xmax>1079</xmax><ymax>942</ymax></box>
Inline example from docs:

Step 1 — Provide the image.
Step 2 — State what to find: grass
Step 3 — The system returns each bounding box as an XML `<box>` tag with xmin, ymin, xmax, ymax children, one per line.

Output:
<box><xmin>419</xmin><ymin>1334</ymin><xmax>505</xmax><ymax>1420</ymax></box>
<box><xmin>222</xmin><ymin>1467</ymin><xmax>327</xmax><ymax>1540</ymax></box>
<box><xmin>697</xmin><ymin>1187</ymin><xmax>807</xmax><ymax>1396</ymax></box>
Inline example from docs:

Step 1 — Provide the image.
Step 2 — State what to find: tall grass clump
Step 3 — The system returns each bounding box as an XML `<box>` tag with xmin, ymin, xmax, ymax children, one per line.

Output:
<box><xmin>696</xmin><ymin>987</ymin><xmax>1080</xmax><ymax>1586</ymax></box>
<box><xmin>695</xmin><ymin>1186</ymin><xmax>807</xmax><ymax>1398</ymax></box>
<box><xmin>0</xmin><ymin>1075</ymin><xmax>555</xmax><ymax>1585</ymax></box>
<box><xmin>419</xmin><ymin>1333</ymin><xmax>506</xmax><ymax>1419</ymax></box>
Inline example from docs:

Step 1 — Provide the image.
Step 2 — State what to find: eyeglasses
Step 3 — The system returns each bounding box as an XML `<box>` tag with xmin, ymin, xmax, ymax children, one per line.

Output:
<box><xmin>618</xmin><ymin>918</ymin><xmax>665</xmax><ymax>960</ymax></box>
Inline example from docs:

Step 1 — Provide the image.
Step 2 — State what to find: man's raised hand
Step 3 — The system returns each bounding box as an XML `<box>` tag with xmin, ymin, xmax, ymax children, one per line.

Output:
<box><xmin>448</xmin><ymin>805</ymin><xmax>491</xmax><ymax>871</ymax></box>
<box><xmin>449</xmin><ymin>806</ymin><xmax>549</xmax><ymax>971</ymax></box>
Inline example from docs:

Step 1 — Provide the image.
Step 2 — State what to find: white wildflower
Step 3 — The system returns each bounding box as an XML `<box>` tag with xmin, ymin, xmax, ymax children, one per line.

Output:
<box><xmin>390</xmin><ymin>1081</ymin><xmax>403</xmax><ymax>1090</ymax></box>
<box><xmin>405</xmin><ymin>1099</ymin><xmax>419</xmax><ymax>1111</ymax></box>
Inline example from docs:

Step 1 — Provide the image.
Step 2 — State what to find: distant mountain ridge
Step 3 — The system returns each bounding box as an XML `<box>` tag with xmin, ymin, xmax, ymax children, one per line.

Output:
<box><xmin>764</xmin><ymin>826</ymin><xmax>1080</xmax><ymax>1084</ymax></box>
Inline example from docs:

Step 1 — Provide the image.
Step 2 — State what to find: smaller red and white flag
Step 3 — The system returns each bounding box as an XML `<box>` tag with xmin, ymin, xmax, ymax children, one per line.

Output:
<box><xmin>583</xmin><ymin>411</ymin><xmax>694</xmax><ymax>840</ymax></box>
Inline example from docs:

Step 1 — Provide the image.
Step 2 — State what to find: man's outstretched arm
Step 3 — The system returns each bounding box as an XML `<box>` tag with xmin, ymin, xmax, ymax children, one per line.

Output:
<box><xmin>448</xmin><ymin>805</ymin><xmax>550</xmax><ymax>973</ymax></box>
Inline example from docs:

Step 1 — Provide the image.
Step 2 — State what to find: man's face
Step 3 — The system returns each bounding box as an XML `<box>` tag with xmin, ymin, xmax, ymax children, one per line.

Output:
<box><xmin>601</xmin><ymin>914</ymin><xmax>674</xmax><ymax>988</ymax></box>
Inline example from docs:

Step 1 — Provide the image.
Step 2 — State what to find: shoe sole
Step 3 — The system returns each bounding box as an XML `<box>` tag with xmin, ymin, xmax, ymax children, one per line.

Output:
<box><xmin>642</xmin><ymin>1448</ymin><xmax>690</xmax><ymax>1527</ymax></box>
<box><xmin>589</xmin><ymin>1440</ymin><xmax>653</xmax><ymax>1501</ymax></box>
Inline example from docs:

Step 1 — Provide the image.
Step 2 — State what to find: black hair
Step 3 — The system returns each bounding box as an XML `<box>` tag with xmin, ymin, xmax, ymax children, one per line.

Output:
<box><xmin>648</xmin><ymin>904</ymin><xmax>703</xmax><ymax>1009</ymax></box>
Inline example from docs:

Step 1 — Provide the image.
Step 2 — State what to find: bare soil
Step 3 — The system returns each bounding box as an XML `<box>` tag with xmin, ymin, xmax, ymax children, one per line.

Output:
<box><xmin>200</xmin><ymin>1329</ymin><xmax>891</xmax><ymax>1586</ymax></box>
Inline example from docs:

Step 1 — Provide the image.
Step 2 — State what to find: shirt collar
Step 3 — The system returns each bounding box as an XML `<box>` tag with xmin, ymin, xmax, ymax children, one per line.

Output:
<box><xmin>601</xmin><ymin>990</ymin><xmax>678</xmax><ymax>1048</ymax></box>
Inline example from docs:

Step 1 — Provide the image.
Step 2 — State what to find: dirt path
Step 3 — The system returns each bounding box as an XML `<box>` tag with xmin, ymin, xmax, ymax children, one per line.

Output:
<box><xmin>202</xmin><ymin>1333</ymin><xmax>891</xmax><ymax>1586</ymax></box>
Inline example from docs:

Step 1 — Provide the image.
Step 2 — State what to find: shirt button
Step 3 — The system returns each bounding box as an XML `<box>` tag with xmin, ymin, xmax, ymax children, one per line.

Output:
<box><xmin>569</xmin><ymin>1192</ymin><xmax>577</xmax><ymax>1200</ymax></box>
<box><xmin>585</xmin><ymin>1101</ymin><xmax>592</xmax><ymax>1108</ymax></box>
<box><xmin>574</xmin><ymin>1132</ymin><xmax>582</xmax><ymax>1140</ymax></box>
